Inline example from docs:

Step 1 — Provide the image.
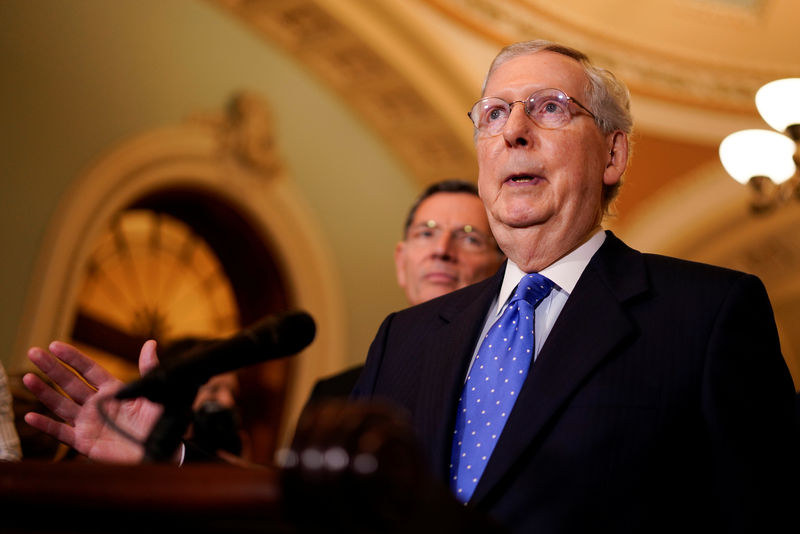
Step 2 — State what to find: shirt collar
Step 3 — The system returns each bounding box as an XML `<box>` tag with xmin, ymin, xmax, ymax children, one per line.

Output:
<box><xmin>496</xmin><ymin>229</ymin><xmax>606</xmax><ymax>314</ymax></box>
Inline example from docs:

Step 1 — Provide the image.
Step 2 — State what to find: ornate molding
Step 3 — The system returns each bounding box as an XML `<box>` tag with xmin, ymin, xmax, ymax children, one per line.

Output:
<box><xmin>423</xmin><ymin>0</ymin><xmax>798</xmax><ymax>115</ymax></box>
<box><xmin>191</xmin><ymin>91</ymin><xmax>283</xmax><ymax>178</ymax></box>
<box><xmin>211</xmin><ymin>0</ymin><xmax>477</xmax><ymax>185</ymax></box>
<box><xmin>223</xmin><ymin>91</ymin><xmax>283</xmax><ymax>177</ymax></box>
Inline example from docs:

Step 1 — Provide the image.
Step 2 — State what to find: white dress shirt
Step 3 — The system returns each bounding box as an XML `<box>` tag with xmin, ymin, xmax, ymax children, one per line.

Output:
<box><xmin>466</xmin><ymin>230</ymin><xmax>606</xmax><ymax>373</ymax></box>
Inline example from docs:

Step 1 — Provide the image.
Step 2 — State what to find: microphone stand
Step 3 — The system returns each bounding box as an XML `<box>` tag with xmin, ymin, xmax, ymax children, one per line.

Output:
<box><xmin>141</xmin><ymin>383</ymin><xmax>199</xmax><ymax>463</ymax></box>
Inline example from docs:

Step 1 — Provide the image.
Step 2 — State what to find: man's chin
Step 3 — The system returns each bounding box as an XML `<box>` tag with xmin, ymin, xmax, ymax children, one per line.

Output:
<box><xmin>489</xmin><ymin>206</ymin><xmax>549</xmax><ymax>232</ymax></box>
<box><xmin>419</xmin><ymin>283</ymin><xmax>458</xmax><ymax>303</ymax></box>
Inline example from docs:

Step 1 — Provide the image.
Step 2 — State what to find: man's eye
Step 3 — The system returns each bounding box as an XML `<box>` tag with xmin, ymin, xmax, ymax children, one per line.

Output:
<box><xmin>411</xmin><ymin>229</ymin><xmax>435</xmax><ymax>240</ymax></box>
<box><xmin>456</xmin><ymin>233</ymin><xmax>487</xmax><ymax>249</ymax></box>
<box><xmin>487</xmin><ymin>107</ymin><xmax>506</xmax><ymax>122</ymax></box>
<box><xmin>542</xmin><ymin>101</ymin><xmax>563</xmax><ymax>114</ymax></box>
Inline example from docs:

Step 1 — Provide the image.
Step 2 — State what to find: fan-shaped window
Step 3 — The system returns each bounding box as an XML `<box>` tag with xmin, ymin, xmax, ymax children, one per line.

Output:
<box><xmin>70</xmin><ymin>188</ymin><xmax>292</xmax><ymax>464</ymax></box>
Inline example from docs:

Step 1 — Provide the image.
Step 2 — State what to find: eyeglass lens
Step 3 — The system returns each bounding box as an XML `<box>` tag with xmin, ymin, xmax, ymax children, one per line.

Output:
<box><xmin>470</xmin><ymin>89</ymin><xmax>582</xmax><ymax>135</ymax></box>
<box><xmin>407</xmin><ymin>220</ymin><xmax>492</xmax><ymax>252</ymax></box>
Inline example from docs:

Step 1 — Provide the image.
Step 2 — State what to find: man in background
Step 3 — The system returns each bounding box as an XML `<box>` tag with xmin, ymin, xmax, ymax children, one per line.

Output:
<box><xmin>394</xmin><ymin>179</ymin><xmax>505</xmax><ymax>306</ymax></box>
<box><xmin>308</xmin><ymin>179</ymin><xmax>505</xmax><ymax>400</ymax></box>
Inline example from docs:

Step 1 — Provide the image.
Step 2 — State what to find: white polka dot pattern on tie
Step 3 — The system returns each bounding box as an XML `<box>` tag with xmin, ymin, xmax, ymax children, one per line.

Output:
<box><xmin>449</xmin><ymin>273</ymin><xmax>554</xmax><ymax>503</ymax></box>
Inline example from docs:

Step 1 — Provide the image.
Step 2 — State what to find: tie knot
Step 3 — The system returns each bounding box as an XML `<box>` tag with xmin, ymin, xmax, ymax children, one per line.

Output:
<box><xmin>511</xmin><ymin>273</ymin><xmax>554</xmax><ymax>307</ymax></box>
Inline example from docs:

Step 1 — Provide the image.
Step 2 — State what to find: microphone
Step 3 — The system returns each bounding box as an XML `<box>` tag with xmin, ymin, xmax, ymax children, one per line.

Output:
<box><xmin>115</xmin><ymin>310</ymin><xmax>316</xmax><ymax>404</ymax></box>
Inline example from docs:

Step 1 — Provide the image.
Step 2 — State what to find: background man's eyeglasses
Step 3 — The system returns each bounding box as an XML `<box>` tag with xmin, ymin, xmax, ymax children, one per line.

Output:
<box><xmin>406</xmin><ymin>220</ymin><xmax>494</xmax><ymax>253</ymax></box>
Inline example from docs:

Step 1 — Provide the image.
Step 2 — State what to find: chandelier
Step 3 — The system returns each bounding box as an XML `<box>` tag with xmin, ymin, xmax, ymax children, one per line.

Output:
<box><xmin>719</xmin><ymin>78</ymin><xmax>800</xmax><ymax>214</ymax></box>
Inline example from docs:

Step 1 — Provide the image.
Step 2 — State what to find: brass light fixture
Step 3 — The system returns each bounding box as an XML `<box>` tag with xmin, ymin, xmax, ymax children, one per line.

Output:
<box><xmin>719</xmin><ymin>78</ymin><xmax>800</xmax><ymax>213</ymax></box>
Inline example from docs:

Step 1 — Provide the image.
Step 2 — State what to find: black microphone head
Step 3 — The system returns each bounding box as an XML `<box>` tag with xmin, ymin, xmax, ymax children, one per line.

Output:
<box><xmin>244</xmin><ymin>310</ymin><xmax>316</xmax><ymax>360</ymax></box>
<box><xmin>115</xmin><ymin>310</ymin><xmax>316</xmax><ymax>403</ymax></box>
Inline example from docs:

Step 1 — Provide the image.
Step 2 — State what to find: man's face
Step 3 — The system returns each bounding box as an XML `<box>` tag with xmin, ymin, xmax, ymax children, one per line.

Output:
<box><xmin>395</xmin><ymin>192</ymin><xmax>504</xmax><ymax>305</ymax></box>
<box><xmin>192</xmin><ymin>372</ymin><xmax>239</xmax><ymax>412</ymax></box>
<box><xmin>476</xmin><ymin>51</ymin><xmax>622</xmax><ymax>252</ymax></box>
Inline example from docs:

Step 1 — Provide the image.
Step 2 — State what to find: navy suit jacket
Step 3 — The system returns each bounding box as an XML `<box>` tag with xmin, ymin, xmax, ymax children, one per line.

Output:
<box><xmin>353</xmin><ymin>232</ymin><xmax>797</xmax><ymax>533</ymax></box>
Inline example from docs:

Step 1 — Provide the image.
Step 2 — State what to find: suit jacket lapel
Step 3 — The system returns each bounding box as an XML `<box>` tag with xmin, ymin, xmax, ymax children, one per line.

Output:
<box><xmin>470</xmin><ymin>232</ymin><xmax>650</xmax><ymax>504</ymax></box>
<box><xmin>415</xmin><ymin>268</ymin><xmax>505</xmax><ymax>478</ymax></box>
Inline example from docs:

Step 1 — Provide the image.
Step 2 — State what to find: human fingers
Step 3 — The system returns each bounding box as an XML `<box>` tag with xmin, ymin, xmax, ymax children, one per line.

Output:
<box><xmin>27</xmin><ymin>346</ymin><xmax>98</xmax><ymax>406</ymax></box>
<box><xmin>22</xmin><ymin>371</ymin><xmax>81</xmax><ymax>424</ymax></box>
<box><xmin>23</xmin><ymin>411</ymin><xmax>77</xmax><ymax>447</ymax></box>
<box><xmin>138</xmin><ymin>340</ymin><xmax>159</xmax><ymax>376</ymax></box>
<box><xmin>49</xmin><ymin>341</ymin><xmax>118</xmax><ymax>393</ymax></box>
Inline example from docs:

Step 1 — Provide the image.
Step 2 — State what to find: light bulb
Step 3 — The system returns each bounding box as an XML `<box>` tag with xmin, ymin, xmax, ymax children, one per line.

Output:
<box><xmin>719</xmin><ymin>129</ymin><xmax>796</xmax><ymax>184</ymax></box>
<box><xmin>755</xmin><ymin>78</ymin><xmax>800</xmax><ymax>133</ymax></box>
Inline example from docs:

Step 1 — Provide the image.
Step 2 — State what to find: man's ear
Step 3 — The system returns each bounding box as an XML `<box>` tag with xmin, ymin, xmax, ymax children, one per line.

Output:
<box><xmin>603</xmin><ymin>131</ymin><xmax>628</xmax><ymax>186</ymax></box>
<box><xmin>394</xmin><ymin>241</ymin><xmax>407</xmax><ymax>288</ymax></box>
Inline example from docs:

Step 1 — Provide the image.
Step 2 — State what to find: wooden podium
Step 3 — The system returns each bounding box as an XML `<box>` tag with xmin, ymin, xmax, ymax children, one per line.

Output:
<box><xmin>0</xmin><ymin>460</ymin><xmax>291</xmax><ymax>533</ymax></box>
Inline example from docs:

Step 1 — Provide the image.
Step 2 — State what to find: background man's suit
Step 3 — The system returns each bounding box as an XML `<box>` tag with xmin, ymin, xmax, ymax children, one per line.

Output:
<box><xmin>354</xmin><ymin>232</ymin><xmax>796</xmax><ymax>533</ymax></box>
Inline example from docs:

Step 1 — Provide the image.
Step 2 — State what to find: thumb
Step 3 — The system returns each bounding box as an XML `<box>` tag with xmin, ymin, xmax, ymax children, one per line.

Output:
<box><xmin>139</xmin><ymin>339</ymin><xmax>159</xmax><ymax>376</ymax></box>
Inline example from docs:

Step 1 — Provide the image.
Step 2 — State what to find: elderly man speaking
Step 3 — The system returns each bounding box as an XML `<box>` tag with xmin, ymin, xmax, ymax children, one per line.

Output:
<box><xmin>351</xmin><ymin>40</ymin><xmax>796</xmax><ymax>533</ymax></box>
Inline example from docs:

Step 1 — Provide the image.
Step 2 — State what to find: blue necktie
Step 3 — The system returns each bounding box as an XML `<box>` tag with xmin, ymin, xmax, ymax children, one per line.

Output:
<box><xmin>450</xmin><ymin>273</ymin><xmax>554</xmax><ymax>503</ymax></box>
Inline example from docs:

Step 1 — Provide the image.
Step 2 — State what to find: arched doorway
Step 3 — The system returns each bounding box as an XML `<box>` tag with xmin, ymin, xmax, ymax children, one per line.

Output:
<box><xmin>13</xmin><ymin>92</ymin><xmax>348</xmax><ymax>462</ymax></box>
<box><xmin>70</xmin><ymin>187</ymin><xmax>293</xmax><ymax>464</ymax></box>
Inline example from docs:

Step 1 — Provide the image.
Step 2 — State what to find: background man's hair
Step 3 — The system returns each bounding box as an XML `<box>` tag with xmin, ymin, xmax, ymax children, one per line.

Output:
<box><xmin>403</xmin><ymin>179</ymin><xmax>480</xmax><ymax>237</ymax></box>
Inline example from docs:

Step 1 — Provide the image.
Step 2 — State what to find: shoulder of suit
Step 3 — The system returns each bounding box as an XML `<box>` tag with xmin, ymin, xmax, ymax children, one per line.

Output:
<box><xmin>593</xmin><ymin>232</ymin><xmax>761</xmax><ymax>302</ymax></box>
<box><xmin>640</xmin><ymin>251</ymin><xmax>753</xmax><ymax>281</ymax></box>
<box><xmin>603</xmin><ymin>231</ymin><xmax>753</xmax><ymax>281</ymax></box>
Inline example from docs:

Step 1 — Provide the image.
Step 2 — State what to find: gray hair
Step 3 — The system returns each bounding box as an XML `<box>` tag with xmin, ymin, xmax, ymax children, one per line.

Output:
<box><xmin>482</xmin><ymin>40</ymin><xmax>633</xmax><ymax>208</ymax></box>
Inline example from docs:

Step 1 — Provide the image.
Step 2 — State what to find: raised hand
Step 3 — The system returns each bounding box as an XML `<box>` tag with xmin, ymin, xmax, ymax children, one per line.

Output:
<box><xmin>23</xmin><ymin>340</ymin><xmax>163</xmax><ymax>463</ymax></box>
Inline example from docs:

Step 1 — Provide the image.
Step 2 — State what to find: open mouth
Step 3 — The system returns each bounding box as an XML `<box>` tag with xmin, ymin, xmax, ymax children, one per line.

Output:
<box><xmin>507</xmin><ymin>173</ymin><xmax>541</xmax><ymax>184</ymax></box>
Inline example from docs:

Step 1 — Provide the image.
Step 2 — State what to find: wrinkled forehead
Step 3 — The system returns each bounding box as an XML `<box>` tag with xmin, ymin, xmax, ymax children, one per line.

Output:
<box><xmin>483</xmin><ymin>51</ymin><xmax>588</xmax><ymax>100</ymax></box>
<box><xmin>412</xmin><ymin>192</ymin><xmax>490</xmax><ymax>229</ymax></box>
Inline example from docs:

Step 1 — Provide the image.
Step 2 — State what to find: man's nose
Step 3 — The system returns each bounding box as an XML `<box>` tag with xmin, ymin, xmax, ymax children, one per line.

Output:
<box><xmin>502</xmin><ymin>102</ymin><xmax>533</xmax><ymax>147</ymax></box>
<box><xmin>432</xmin><ymin>230</ymin><xmax>458</xmax><ymax>259</ymax></box>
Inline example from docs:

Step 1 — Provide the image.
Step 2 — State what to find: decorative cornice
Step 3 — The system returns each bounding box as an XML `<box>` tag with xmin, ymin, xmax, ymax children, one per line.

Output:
<box><xmin>218</xmin><ymin>91</ymin><xmax>283</xmax><ymax>178</ymax></box>
<box><xmin>423</xmin><ymin>0</ymin><xmax>798</xmax><ymax>115</ymax></box>
<box><xmin>210</xmin><ymin>0</ymin><xmax>477</xmax><ymax>186</ymax></box>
